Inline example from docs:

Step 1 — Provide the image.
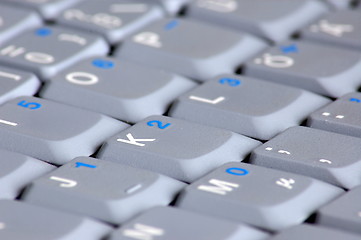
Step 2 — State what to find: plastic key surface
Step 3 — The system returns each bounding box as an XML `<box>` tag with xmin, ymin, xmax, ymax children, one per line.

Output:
<box><xmin>317</xmin><ymin>185</ymin><xmax>361</xmax><ymax>235</ymax></box>
<box><xmin>0</xmin><ymin>199</ymin><xmax>112</xmax><ymax>240</ymax></box>
<box><xmin>97</xmin><ymin>115</ymin><xmax>261</xmax><ymax>183</ymax></box>
<box><xmin>109</xmin><ymin>206</ymin><xmax>269</xmax><ymax>240</ymax></box>
<box><xmin>170</xmin><ymin>74</ymin><xmax>330</xmax><ymax>140</ymax></box>
<box><xmin>0</xmin><ymin>149</ymin><xmax>55</xmax><ymax>199</ymax></box>
<box><xmin>0</xmin><ymin>4</ymin><xmax>42</xmax><ymax>44</ymax></box>
<box><xmin>40</xmin><ymin>56</ymin><xmax>196</xmax><ymax>122</ymax></box>
<box><xmin>244</xmin><ymin>41</ymin><xmax>361</xmax><ymax>98</ymax></box>
<box><xmin>187</xmin><ymin>0</ymin><xmax>328</xmax><ymax>42</ymax></box>
<box><xmin>176</xmin><ymin>162</ymin><xmax>343</xmax><ymax>231</ymax></box>
<box><xmin>116</xmin><ymin>18</ymin><xmax>267</xmax><ymax>82</ymax></box>
<box><xmin>23</xmin><ymin>157</ymin><xmax>186</xmax><ymax>224</ymax></box>
<box><xmin>0</xmin><ymin>26</ymin><xmax>108</xmax><ymax>80</ymax></box>
<box><xmin>0</xmin><ymin>96</ymin><xmax>128</xmax><ymax>165</ymax></box>
<box><xmin>322</xmin><ymin>0</ymin><xmax>354</xmax><ymax>9</ymax></box>
<box><xmin>151</xmin><ymin>0</ymin><xmax>190</xmax><ymax>15</ymax></box>
<box><xmin>0</xmin><ymin>66</ymin><xmax>40</xmax><ymax>104</ymax></box>
<box><xmin>250</xmin><ymin>126</ymin><xmax>361</xmax><ymax>189</ymax></box>
<box><xmin>58</xmin><ymin>0</ymin><xmax>164</xmax><ymax>44</ymax></box>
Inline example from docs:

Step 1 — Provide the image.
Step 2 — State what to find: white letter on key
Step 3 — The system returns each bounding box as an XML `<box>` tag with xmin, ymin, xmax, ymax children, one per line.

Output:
<box><xmin>117</xmin><ymin>133</ymin><xmax>155</xmax><ymax>147</ymax></box>
<box><xmin>50</xmin><ymin>176</ymin><xmax>77</xmax><ymax>188</ymax></box>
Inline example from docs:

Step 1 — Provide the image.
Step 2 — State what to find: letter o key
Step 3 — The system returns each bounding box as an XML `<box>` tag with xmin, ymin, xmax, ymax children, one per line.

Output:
<box><xmin>66</xmin><ymin>72</ymin><xmax>99</xmax><ymax>85</ymax></box>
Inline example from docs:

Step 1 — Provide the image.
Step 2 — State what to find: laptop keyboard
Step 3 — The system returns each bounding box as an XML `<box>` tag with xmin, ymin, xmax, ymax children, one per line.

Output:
<box><xmin>0</xmin><ymin>0</ymin><xmax>360</xmax><ymax>239</ymax></box>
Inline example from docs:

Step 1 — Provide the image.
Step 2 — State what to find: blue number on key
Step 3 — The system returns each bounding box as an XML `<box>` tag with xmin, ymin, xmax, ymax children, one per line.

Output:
<box><xmin>35</xmin><ymin>28</ymin><xmax>52</xmax><ymax>37</ymax></box>
<box><xmin>280</xmin><ymin>44</ymin><xmax>298</xmax><ymax>54</ymax></box>
<box><xmin>219</xmin><ymin>78</ymin><xmax>241</xmax><ymax>87</ymax></box>
<box><xmin>349</xmin><ymin>98</ymin><xmax>361</xmax><ymax>103</ymax></box>
<box><xmin>147</xmin><ymin>120</ymin><xmax>171</xmax><ymax>129</ymax></box>
<box><xmin>17</xmin><ymin>100</ymin><xmax>42</xmax><ymax>110</ymax></box>
<box><xmin>165</xmin><ymin>20</ymin><xmax>179</xmax><ymax>30</ymax></box>
<box><xmin>75</xmin><ymin>162</ymin><xmax>97</xmax><ymax>169</ymax></box>
<box><xmin>92</xmin><ymin>59</ymin><xmax>115</xmax><ymax>69</ymax></box>
<box><xmin>226</xmin><ymin>167</ymin><xmax>249</xmax><ymax>176</ymax></box>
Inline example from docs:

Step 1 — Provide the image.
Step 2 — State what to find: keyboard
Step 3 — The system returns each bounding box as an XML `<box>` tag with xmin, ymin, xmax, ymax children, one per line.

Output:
<box><xmin>0</xmin><ymin>0</ymin><xmax>360</xmax><ymax>239</ymax></box>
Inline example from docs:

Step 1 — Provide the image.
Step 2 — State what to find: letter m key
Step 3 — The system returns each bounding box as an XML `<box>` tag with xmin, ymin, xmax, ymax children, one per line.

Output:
<box><xmin>122</xmin><ymin>223</ymin><xmax>164</xmax><ymax>240</ymax></box>
<box><xmin>197</xmin><ymin>179</ymin><xmax>239</xmax><ymax>195</ymax></box>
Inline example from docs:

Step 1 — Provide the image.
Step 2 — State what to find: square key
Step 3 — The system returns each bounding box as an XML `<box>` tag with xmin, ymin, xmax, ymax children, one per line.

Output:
<box><xmin>244</xmin><ymin>41</ymin><xmax>361</xmax><ymax>97</ymax></box>
<box><xmin>58</xmin><ymin>0</ymin><xmax>164</xmax><ymax>44</ymax></box>
<box><xmin>0</xmin><ymin>26</ymin><xmax>108</xmax><ymax>80</ymax></box>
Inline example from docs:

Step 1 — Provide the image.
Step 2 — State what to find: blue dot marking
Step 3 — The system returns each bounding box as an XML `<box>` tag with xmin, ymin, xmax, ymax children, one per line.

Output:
<box><xmin>36</xmin><ymin>28</ymin><xmax>52</xmax><ymax>37</ymax></box>
<box><xmin>75</xmin><ymin>162</ymin><xmax>97</xmax><ymax>169</ymax></box>
<box><xmin>92</xmin><ymin>59</ymin><xmax>115</xmax><ymax>69</ymax></box>
<box><xmin>280</xmin><ymin>44</ymin><xmax>298</xmax><ymax>54</ymax></box>
<box><xmin>165</xmin><ymin>20</ymin><xmax>179</xmax><ymax>30</ymax></box>
<box><xmin>219</xmin><ymin>78</ymin><xmax>241</xmax><ymax>87</ymax></box>
<box><xmin>349</xmin><ymin>98</ymin><xmax>361</xmax><ymax>103</ymax></box>
<box><xmin>226</xmin><ymin>167</ymin><xmax>249</xmax><ymax>176</ymax></box>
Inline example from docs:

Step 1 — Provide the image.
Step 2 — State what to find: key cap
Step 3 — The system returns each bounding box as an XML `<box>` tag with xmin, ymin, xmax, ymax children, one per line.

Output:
<box><xmin>187</xmin><ymin>0</ymin><xmax>328</xmax><ymax>42</ymax></box>
<box><xmin>40</xmin><ymin>57</ymin><xmax>196</xmax><ymax>123</ymax></box>
<box><xmin>244</xmin><ymin>41</ymin><xmax>361</xmax><ymax>98</ymax></box>
<box><xmin>322</xmin><ymin>0</ymin><xmax>354</xmax><ymax>9</ymax></box>
<box><xmin>317</xmin><ymin>185</ymin><xmax>361</xmax><ymax>235</ymax></box>
<box><xmin>97</xmin><ymin>115</ymin><xmax>261</xmax><ymax>182</ymax></box>
<box><xmin>58</xmin><ymin>0</ymin><xmax>164</xmax><ymax>45</ymax></box>
<box><xmin>308</xmin><ymin>92</ymin><xmax>361</xmax><ymax>138</ymax></box>
<box><xmin>23</xmin><ymin>157</ymin><xmax>185</xmax><ymax>224</ymax></box>
<box><xmin>176</xmin><ymin>162</ymin><xmax>343</xmax><ymax>231</ymax></box>
<box><xmin>302</xmin><ymin>10</ymin><xmax>361</xmax><ymax>51</ymax></box>
<box><xmin>109</xmin><ymin>206</ymin><xmax>269</xmax><ymax>240</ymax></box>
<box><xmin>268</xmin><ymin>224</ymin><xmax>361</xmax><ymax>240</ymax></box>
<box><xmin>116</xmin><ymin>18</ymin><xmax>267</xmax><ymax>82</ymax></box>
<box><xmin>0</xmin><ymin>199</ymin><xmax>111</xmax><ymax>240</ymax></box>
<box><xmin>2</xmin><ymin>0</ymin><xmax>85</xmax><ymax>20</ymax></box>
<box><xmin>0</xmin><ymin>66</ymin><xmax>40</xmax><ymax>104</ymax></box>
<box><xmin>250</xmin><ymin>126</ymin><xmax>361</xmax><ymax>189</ymax></box>
<box><xmin>169</xmin><ymin>74</ymin><xmax>330</xmax><ymax>140</ymax></box>
<box><xmin>0</xmin><ymin>26</ymin><xmax>108</xmax><ymax>80</ymax></box>
<box><xmin>152</xmin><ymin>0</ymin><xmax>190</xmax><ymax>15</ymax></box>
<box><xmin>0</xmin><ymin>149</ymin><xmax>55</xmax><ymax>199</ymax></box>
<box><xmin>0</xmin><ymin>4</ymin><xmax>42</xmax><ymax>44</ymax></box>
<box><xmin>0</xmin><ymin>96</ymin><xmax>128</xmax><ymax>165</ymax></box>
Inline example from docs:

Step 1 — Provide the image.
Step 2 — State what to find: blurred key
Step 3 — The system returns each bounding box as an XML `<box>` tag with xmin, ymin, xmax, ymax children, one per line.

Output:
<box><xmin>302</xmin><ymin>10</ymin><xmax>361</xmax><ymax>51</ymax></box>
<box><xmin>0</xmin><ymin>26</ymin><xmax>108</xmax><ymax>80</ymax></box>
<box><xmin>23</xmin><ymin>157</ymin><xmax>185</xmax><ymax>224</ymax></box>
<box><xmin>97</xmin><ymin>115</ymin><xmax>261</xmax><ymax>183</ymax></box>
<box><xmin>109</xmin><ymin>206</ymin><xmax>268</xmax><ymax>240</ymax></box>
<box><xmin>58</xmin><ymin>0</ymin><xmax>164</xmax><ymax>45</ymax></box>
<box><xmin>322</xmin><ymin>0</ymin><xmax>354</xmax><ymax>9</ymax></box>
<box><xmin>2</xmin><ymin>0</ymin><xmax>85</xmax><ymax>20</ymax></box>
<box><xmin>317</xmin><ymin>185</ymin><xmax>361</xmax><ymax>235</ymax></box>
<box><xmin>0</xmin><ymin>4</ymin><xmax>42</xmax><ymax>44</ymax></box>
<box><xmin>116</xmin><ymin>18</ymin><xmax>267</xmax><ymax>82</ymax></box>
<box><xmin>0</xmin><ymin>96</ymin><xmax>128</xmax><ymax>165</ymax></box>
<box><xmin>152</xmin><ymin>0</ymin><xmax>190</xmax><ymax>15</ymax></box>
<box><xmin>176</xmin><ymin>162</ymin><xmax>343</xmax><ymax>231</ymax></box>
<box><xmin>0</xmin><ymin>66</ymin><xmax>40</xmax><ymax>104</ymax></box>
<box><xmin>250</xmin><ymin>126</ymin><xmax>361</xmax><ymax>189</ymax></box>
<box><xmin>244</xmin><ymin>41</ymin><xmax>361</xmax><ymax>98</ymax></box>
<box><xmin>40</xmin><ymin>57</ymin><xmax>196</xmax><ymax>122</ymax></box>
<box><xmin>0</xmin><ymin>199</ymin><xmax>112</xmax><ymax>240</ymax></box>
<box><xmin>170</xmin><ymin>74</ymin><xmax>330</xmax><ymax>140</ymax></box>
<box><xmin>187</xmin><ymin>0</ymin><xmax>328</xmax><ymax>42</ymax></box>
<box><xmin>0</xmin><ymin>149</ymin><xmax>55</xmax><ymax>199</ymax></box>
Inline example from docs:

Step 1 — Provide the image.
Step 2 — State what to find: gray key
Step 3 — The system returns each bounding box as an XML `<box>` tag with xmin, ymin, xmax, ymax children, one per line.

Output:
<box><xmin>187</xmin><ymin>0</ymin><xmax>328</xmax><ymax>42</ymax></box>
<box><xmin>317</xmin><ymin>185</ymin><xmax>361</xmax><ymax>235</ymax></box>
<box><xmin>302</xmin><ymin>10</ymin><xmax>361</xmax><ymax>51</ymax></box>
<box><xmin>268</xmin><ymin>224</ymin><xmax>361</xmax><ymax>240</ymax></box>
<box><xmin>116</xmin><ymin>18</ymin><xmax>267</xmax><ymax>82</ymax></box>
<box><xmin>176</xmin><ymin>162</ymin><xmax>343</xmax><ymax>231</ymax></box>
<box><xmin>152</xmin><ymin>0</ymin><xmax>190</xmax><ymax>15</ymax></box>
<box><xmin>97</xmin><ymin>115</ymin><xmax>261</xmax><ymax>183</ymax></box>
<box><xmin>23</xmin><ymin>157</ymin><xmax>185</xmax><ymax>224</ymax></box>
<box><xmin>0</xmin><ymin>199</ymin><xmax>112</xmax><ymax>240</ymax></box>
<box><xmin>109</xmin><ymin>206</ymin><xmax>269</xmax><ymax>240</ymax></box>
<box><xmin>169</xmin><ymin>74</ymin><xmax>330</xmax><ymax>140</ymax></box>
<box><xmin>322</xmin><ymin>0</ymin><xmax>353</xmax><ymax>9</ymax></box>
<box><xmin>2</xmin><ymin>0</ymin><xmax>85</xmax><ymax>20</ymax></box>
<box><xmin>0</xmin><ymin>26</ymin><xmax>108</xmax><ymax>80</ymax></box>
<box><xmin>308</xmin><ymin>92</ymin><xmax>361</xmax><ymax>138</ymax></box>
<box><xmin>0</xmin><ymin>149</ymin><xmax>55</xmax><ymax>199</ymax></box>
<box><xmin>250</xmin><ymin>126</ymin><xmax>361</xmax><ymax>189</ymax></box>
<box><xmin>58</xmin><ymin>0</ymin><xmax>164</xmax><ymax>45</ymax></box>
<box><xmin>0</xmin><ymin>66</ymin><xmax>40</xmax><ymax>104</ymax></box>
<box><xmin>40</xmin><ymin>56</ymin><xmax>196</xmax><ymax>123</ymax></box>
<box><xmin>0</xmin><ymin>4</ymin><xmax>42</xmax><ymax>44</ymax></box>
<box><xmin>0</xmin><ymin>96</ymin><xmax>128</xmax><ymax>165</ymax></box>
<box><xmin>244</xmin><ymin>41</ymin><xmax>361</xmax><ymax>98</ymax></box>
